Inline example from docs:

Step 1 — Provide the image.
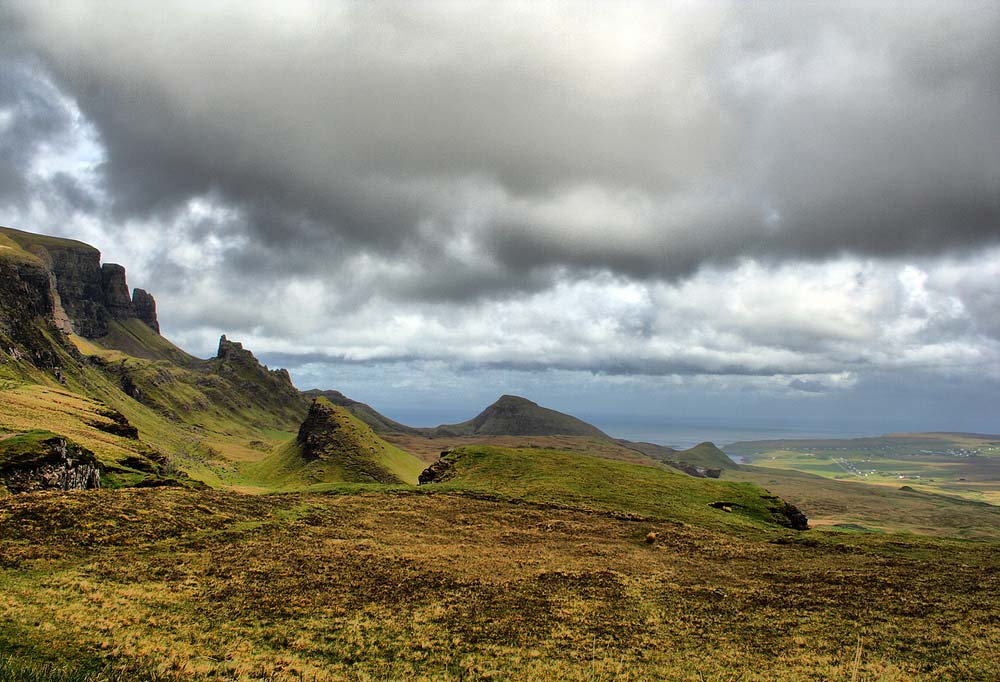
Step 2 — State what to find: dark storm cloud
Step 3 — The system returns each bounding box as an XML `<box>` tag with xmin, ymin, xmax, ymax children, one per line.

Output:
<box><xmin>2</xmin><ymin>1</ymin><xmax>999</xmax><ymax>400</ymax></box>
<box><xmin>5</xmin><ymin>0</ymin><xmax>997</xmax><ymax>302</ymax></box>
<box><xmin>0</xmin><ymin>57</ymin><xmax>76</xmax><ymax>206</ymax></box>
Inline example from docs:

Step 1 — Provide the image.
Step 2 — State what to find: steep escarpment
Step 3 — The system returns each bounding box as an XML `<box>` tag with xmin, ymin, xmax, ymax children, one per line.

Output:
<box><xmin>0</xmin><ymin>232</ymin><xmax>63</xmax><ymax>368</ymax></box>
<box><xmin>1</xmin><ymin>226</ymin><xmax>307</xmax><ymax>490</ymax></box>
<box><xmin>131</xmin><ymin>288</ymin><xmax>159</xmax><ymax>333</ymax></box>
<box><xmin>0</xmin><ymin>226</ymin><xmax>159</xmax><ymax>338</ymax></box>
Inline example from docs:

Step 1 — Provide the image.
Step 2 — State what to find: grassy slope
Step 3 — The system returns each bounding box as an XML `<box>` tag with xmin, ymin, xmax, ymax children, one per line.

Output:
<box><xmin>421</xmin><ymin>446</ymin><xmax>799</xmax><ymax>532</ymax></box>
<box><xmin>0</xmin><ymin>232</ymin><xmax>45</xmax><ymax>268</ymax></box>
<box><xmin>0</xmin><ymin>487</ymin><xmax>998</xmax><ymax>681</ymax></box>
<box><xmin>0</xmin><ymin>334</ymin><xmax>182</xmax><ymax>489</ymax></box>
<box><xmin>248</xmin><ymin>403</ymin><xmax>425</xmax><ymax>488</ymax></box>
<box><xmin>0</xmin><ymin>226</ymin><xmax>98</xmax><ymax>254</ymax></box>
<box><xmin>624</xmin><ymin>440</ymin><xmax>735</xmax><ymax>469</ymax></box>
<box><xmin>1</xmin><ymin>314</ymin><xmax>303</xmax><ymax>491</ymax></box>
<box><xmin>384</xmin><ymin>431</ymin><xmax>662</xmax><ymax>467</ymax></box>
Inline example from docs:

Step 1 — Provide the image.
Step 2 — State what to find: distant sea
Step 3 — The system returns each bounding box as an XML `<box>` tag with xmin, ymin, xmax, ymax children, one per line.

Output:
<box><xmin>382</xmin><ymin>407</ymin><xmax>869</xmax><ymax>451</ymax></box>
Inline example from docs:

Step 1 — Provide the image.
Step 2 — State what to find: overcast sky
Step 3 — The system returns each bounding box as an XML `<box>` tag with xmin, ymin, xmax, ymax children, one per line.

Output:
<box><xmin>2</xmin><ymin>1</ymin><xmax>998</xmax><ymax>438</ymax></box>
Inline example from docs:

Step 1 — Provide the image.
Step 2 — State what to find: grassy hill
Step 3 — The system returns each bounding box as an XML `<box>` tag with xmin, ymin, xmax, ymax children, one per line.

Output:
<box><xmin>247</xmin><ymin>398</ymin><xmax>425</xmax><ymax>488</ymax></box>
<box><xmin>623</xmin><ymin>440</ymin><xmax>735</xmax><ymax>472</ymax></box>
<box><xmin>301</xmin><ymin>389</ymin><xmax>420</xmax><ymax>435</ymax></box>
<box><xmin>3</xmin><ymin>225</ymin><xmax>1000</xmax><ymax>679</ymax></box>
<box><xmin>0</xmin><ymin>226</ymin><xmax>311</xmax><ymax>492</ymax></box>
<box><xmin>432</xmin><ymin>395</ymin><xmax>610</xmax><ymax>438</ymax></box>
<box><xmin>419</xmin><ymin>445</ymin><xmax>804</xmax><ymax>531</ymax></box>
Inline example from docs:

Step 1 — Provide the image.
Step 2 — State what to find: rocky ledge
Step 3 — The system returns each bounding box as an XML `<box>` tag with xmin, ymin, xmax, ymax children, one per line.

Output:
<box><xmin>0</xmin><ymin>433</ymin><xmax>102</xmax><ymax>494</ymax></box>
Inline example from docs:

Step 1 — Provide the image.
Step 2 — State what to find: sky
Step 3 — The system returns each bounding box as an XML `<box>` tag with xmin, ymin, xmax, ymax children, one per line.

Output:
<box><xmin>1</xmin><ymin>1</ymin><xmax>999</xmax><ymax>437</ymax></box>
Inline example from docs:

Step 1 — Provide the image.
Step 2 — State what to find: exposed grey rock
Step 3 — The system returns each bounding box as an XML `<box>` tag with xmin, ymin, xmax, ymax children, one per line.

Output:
<box><xmin>1</xmin><ymin>437</ymin><xmax>101</xmax><ymax>494</ymax></box>
<box><xmin>213</xmin><ymin>335</ymin><xmax>301</xmax><ymax>409</ymax></box>
<box><xmin>418</xmin><ymin>456</ymin><xmax>455</xmax><ymax>484</ymax></box>
<box><xmin>101</xmin><ymin>263</ymin><xmax>135</xmax><ymax>320</ymax></box>
<box><xmin>131</xmin><ymin>288</ymin><xmax>159</xmax><ymax>333</ymax></box>
<box><xmin>38</xmin><ymin>240</ymin><xmax>108</xmax><ymax>337</ymax></box>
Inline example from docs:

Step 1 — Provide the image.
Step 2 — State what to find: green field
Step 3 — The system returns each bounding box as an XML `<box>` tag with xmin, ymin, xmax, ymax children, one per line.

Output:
<box><xmin>726</xmin><ymin>433</ymin><xmax>1000</xmax><ymax>506</ymax></box>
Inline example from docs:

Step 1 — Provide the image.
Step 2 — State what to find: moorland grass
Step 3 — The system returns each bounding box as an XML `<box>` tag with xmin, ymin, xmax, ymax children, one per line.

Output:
<box><xmin>0</xmin><ymin>487</ymin><xmax>997</xmax><ymax>680</ymax></box>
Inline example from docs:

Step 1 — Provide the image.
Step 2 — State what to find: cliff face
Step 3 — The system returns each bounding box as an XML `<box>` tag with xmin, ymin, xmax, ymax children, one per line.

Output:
<box><xmin>47</xmin><ymin>243</ymin><xmax>106</xmax><ymax>336</ymax></box>
<box><xmin>214</xmin><ymin>335</ymin><xmax>303</xmax><ymax>409</ymax></box>
<box><xmin>0</xmin><ymin>234</ymin><xmax>63</xmax><ymax>367</ymax></box>
<box><xmin>0</xmin><ymin>433</ymin><xmax>102</xmax><ymax>494</ymax></box>
<box><xmin>132</xmin><ymin>288</ymin><xmax>159</xmax><ymax>333</ymax></box>
<box><xmin>0</xmin><ymin>226</ymin><xmax>160</xmax><ymax>338</ymax></box>
<box><xmin>101</xmin><ymin>263</ymin><xmax>135</xmax><ymax>321</ymax></box>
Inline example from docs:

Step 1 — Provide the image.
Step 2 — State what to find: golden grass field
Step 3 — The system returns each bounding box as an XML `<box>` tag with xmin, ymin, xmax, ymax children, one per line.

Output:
<box><xmin>1</xmin><ymin>487</ymin><xmax>999</xmax><ymax>681</ymax></box>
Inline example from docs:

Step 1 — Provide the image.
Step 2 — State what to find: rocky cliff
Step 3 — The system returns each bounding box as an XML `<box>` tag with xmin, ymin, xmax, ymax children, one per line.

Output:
<box><xmin>0</xmin><ymin>432</ymin><xmax>102</xmax><ymax>494</ymax></box>
<box><xmin>0</xmin><ymin>226</ymin><xmax>160</xmax><ymax>338</ymax></box>
<box><xmin>0</xmin><ymin>232</ymin><xmax>64</xmax><ymax>368</ymax></box>
<box><xmin>213</xmin><ymin>335</ymin><xmax>303</xmax><ymax>410</ymax></box>
<box><xmin>131</xmin><ymin>288</ymin><xmax>159</xmax><ymax>333</ymax></box>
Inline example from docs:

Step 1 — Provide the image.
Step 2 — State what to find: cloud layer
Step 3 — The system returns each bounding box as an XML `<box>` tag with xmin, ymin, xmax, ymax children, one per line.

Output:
<box><xmin>1</xmin><ymin>1</ymin><xmax>998</xmax><ymax>426</ymax></box>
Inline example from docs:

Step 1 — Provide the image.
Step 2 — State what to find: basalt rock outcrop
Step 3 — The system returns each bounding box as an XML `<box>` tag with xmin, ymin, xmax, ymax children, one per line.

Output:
<box><xmin>213</xmin><ymin>335</ymin><xmax>302</xmax><ymax>410</ymax></box>
<box><xmin>101</xmin><ymin>263</ymin><xmax>135</xmax><ymax>321</ymax></box>
<box><xmin>0</xmin><ymin>240</ymin><xmax>56</xmax><ymax>350</ymax></box>
<box><xmin>0</xmin><ymin>226</ymin><xmax>160</xmax><ymax>339</ymax></box>
<box><xmin>294</xmin><ymin>398</ymin><xmax>416</xmax><ymax>484</ymax></box>
<box><xmin>0</xmin><ymin>434</ymin><xmax>102</xmax><ymax>494</ymax></box>
<box><xmin>131</xmin><ymin>288</ymin><xmax>159</xmax><ymax>333</ymax></box>
<box><xmin>418</xmin><ymin>454</ymin><xmax>457</xmax><ymax>484</ymax></box>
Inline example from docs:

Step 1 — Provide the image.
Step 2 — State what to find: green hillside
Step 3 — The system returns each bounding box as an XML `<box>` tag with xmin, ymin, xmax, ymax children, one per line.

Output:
<box><xmin>0</xmin><ymin>226</ymin><xmax>309</xmax><ymax>490</ymax></box>
<box><xmin>249</xmin><ymin>398</ymin><xmax>425</xmax><ymax>488</ymax></box>
<box><xmin>730</xmin><ymin>465</ymin><xmax>1000</xmax><ymax>539</ymax></box>
<box><xmin>432</xmin><ymin>395</ymin><xmax>609</xmax><ymax>438</ymax></box>
<box><xmin>625</xmin><ymin>440</ymin><xmax>735</xmax><ymax>472</ymax></box>
<box><xmin>301</xmin><ymin>389</ymin><xmax>420</xmax><ymax>434</ymax></box>
<box><xmin>420</xmin><ymin>445</ymin><xmax>806</xmax><ymax>531</ymax></box>
<box><xmin>3</xmin><ymin>225</ymin><xmax>1000</xmax><ymax>680</ymax></box>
